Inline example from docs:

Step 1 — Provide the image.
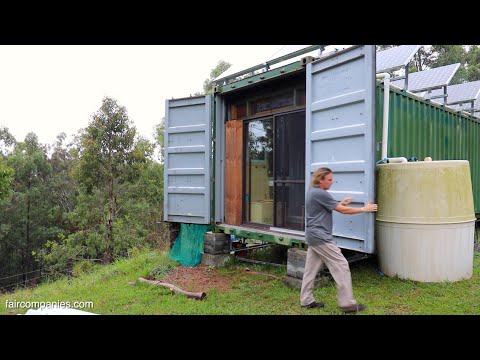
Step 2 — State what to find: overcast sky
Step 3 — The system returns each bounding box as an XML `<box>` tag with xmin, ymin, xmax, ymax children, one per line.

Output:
<box><xmin>0</xmin><ymin>45</ymin><xmax>287</xmax><ymax>146</ymax></box>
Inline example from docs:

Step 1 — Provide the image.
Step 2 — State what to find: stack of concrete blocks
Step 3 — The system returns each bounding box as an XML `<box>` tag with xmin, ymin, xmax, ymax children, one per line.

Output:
<box><xmin>201</xmin><ymin>232</ymin><xmax>233</xmax><ymax>266</ymax></box>
<box><xmin>283</xmin><ymin>247</ymin><xmax>328</xmax><ymax>290</ymax></box>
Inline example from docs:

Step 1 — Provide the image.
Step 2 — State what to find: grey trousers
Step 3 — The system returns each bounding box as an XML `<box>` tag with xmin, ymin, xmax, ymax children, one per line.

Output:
<box><xmin>300</xmin><ymin>242</ymin><xmax>357</xmax><ymax>308</ymax></box>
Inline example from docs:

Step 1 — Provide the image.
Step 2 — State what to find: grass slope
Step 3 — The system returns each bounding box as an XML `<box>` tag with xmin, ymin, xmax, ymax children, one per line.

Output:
<box><xmin>1</xmin><ymin>248</ymin><xmax>479</xmax><ymax>315</ymax></box>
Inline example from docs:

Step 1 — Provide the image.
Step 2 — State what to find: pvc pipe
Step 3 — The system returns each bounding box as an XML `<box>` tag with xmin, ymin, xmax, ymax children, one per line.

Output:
<box><xmin>376</xmin><ymin>73</ymin><xmax>390</xmax><ymax>160</ymax></box>
<box><xmin>387</xmin><ymin>157</ymin><xmax>408</xmax><ymax>163</ymax></box>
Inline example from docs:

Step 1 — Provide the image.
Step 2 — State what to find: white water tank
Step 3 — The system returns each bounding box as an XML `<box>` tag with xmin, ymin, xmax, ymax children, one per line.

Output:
<box><xmin>376</xmin><ymin>160</ymin><xmax>476</xmax><ymax>282</ymax></box>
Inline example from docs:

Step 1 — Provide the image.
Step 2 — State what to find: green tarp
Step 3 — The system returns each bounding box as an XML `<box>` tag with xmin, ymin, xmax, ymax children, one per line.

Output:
<box><xmin>169</xmin><ymin>223</ymin><xmax>210</xmax><ymax>267</ymax></box>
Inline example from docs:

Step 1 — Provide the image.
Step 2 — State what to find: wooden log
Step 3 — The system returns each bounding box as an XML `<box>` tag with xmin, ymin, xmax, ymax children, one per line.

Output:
<box><xmin>138</xmin><ymin>277</ymin><xmax>206</xmax><ymax>300</ymax></box>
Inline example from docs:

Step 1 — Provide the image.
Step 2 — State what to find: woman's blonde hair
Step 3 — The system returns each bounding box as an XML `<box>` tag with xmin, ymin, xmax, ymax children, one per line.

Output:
<box><xmin>310</xmin><ymin>167</ymin><xmax>332</xmax><ymax>188</ymax></box>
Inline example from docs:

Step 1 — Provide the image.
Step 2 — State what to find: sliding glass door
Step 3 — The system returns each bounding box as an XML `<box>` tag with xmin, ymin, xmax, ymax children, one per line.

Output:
<box><xmin>244</xmin><ymin>111</ymin><xmax>305</xmax><ymax>231</ymax></box>
<box><xmin>274</xmin><ymin>111</ymin><xmax>305</xmax><ymax>231</ymax></box>
<box><xmin>244</xmin><ymin>118</ymin><xmax>274</xmax><ymax>225</ymax></box>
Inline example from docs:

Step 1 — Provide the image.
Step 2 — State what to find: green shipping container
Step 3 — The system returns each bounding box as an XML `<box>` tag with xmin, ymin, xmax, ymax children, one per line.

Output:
<box><xmin>375</xmin><ymin>85</ymin><xmax>480</xmax><ymax>216</ymax></box>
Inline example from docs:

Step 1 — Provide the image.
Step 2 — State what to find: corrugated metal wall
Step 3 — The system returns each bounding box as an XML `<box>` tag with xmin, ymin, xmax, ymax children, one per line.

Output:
<box><xmin>376</xmin><ymin>85</ymin><xmax>480</xmax><ymax>215</ymax></box>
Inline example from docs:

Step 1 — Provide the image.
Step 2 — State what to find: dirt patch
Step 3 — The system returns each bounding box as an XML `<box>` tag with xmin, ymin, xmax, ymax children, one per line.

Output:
<box><xmin>160</xmin><ymin>265</ymin><xmax>233</xmax><ymax>293</ymax></box>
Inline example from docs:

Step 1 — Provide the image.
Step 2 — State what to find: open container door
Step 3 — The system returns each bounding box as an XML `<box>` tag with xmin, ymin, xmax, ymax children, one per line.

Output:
<box><xmin>164</xmin><ymin>96</ymin><xmax>212</xmax><ymax>224</ymax></box>
<box><xmin>305</xmin><ymin>45</ymin><xmax>376</xmax><ymax>253</ymax></box>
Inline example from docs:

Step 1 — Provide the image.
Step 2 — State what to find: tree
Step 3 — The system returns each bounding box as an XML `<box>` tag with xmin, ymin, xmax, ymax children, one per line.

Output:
<box><xmin>155</xmin><ymin>118</ymin><xmax>165</xmax><ymax>163</ymax></box>
<box><xmin>410</xmin><ymin>46</ymin><xmax>435</xmax><ymax>72</ymax></box>
<box><xmin>0</xmin><ymin>126</ymin><xmax>16</xmax><ymax>156</ymax></box>
<box><xmin>0</xmin><ymin>161</ymin><xmax>13</xmax><ymax>203</ymax></box>
<box><xmin>195</xmin><ymin>60</ymin><xmax>232</xmax><ymax>95</ymax></box>
<box><xmin>74</xmin><ymin>96</ymin><xmax>137</xmax><ymax>263</ymax></box>
<box><xmin>45</xmin><ymin>133</ymin><xmax>79</xmax><ymax>236</ymax></box>
<box><xmin>465</xmin><ymin>45</ymin><xmax>480</xmax><ymax>81</ymax></box>
<box><xmin>1</xmin><ymin>133</ymin><xmax>53</xmax><ymax>288</ymax></box>
<box><xmin>0</xmin><ymin>127</ymin><xmax>15</xmax><ymax>203</ymax></box>
<box><xmin>429</xmin><ymin>45</ymin><xmax>467</xmax><ymax>84</ymax></box>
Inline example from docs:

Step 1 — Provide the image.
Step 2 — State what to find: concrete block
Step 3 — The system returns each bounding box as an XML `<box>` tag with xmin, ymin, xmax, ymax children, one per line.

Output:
<box><xmin>203</xmin><ymin>244</ymin><xmax>230</xmax><ymax>255</ymax></box>
<box><xmin>287</xmin><ymin>247</ymin><xmax>324</xmax><ymax>280</ymax></box>
<box><xmin>203</xmin><ymin>232</ymin><xmax>230</xmax><ymax>255</ymax></box>
<box><xmin>201</xmin><ymin>253</ymin><xmax>233</xmax><ymax>267</ymax></box>
<box><xmin>204</xmin><ymin>232</ymin><xmax>230</xmax><ymax>243</ymax></box>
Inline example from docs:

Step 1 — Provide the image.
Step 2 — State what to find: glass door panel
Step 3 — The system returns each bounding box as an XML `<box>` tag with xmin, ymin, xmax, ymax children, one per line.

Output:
<box><xmin>244</xmin><ymin>118</ymin><xmax>274</xmax><ymax>226</ymax></box>
<box><xmin>274</xmin><ymin>111</ymin><xmax>306</xmax><ymax>231</ymax></box>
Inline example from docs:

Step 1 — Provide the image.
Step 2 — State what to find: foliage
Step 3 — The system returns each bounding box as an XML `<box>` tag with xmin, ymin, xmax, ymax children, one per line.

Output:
<box><xmin>73</xmin><ymin>96</ymin><xmax>138</xmax><ymax>263</ymax></box>
<box><xmin>40</xmin><ymin>165</ymin><xmax>163</xmax><ymax>271</ymax></box>
<box><xmin>39</xmin><ymin>117</ymin><xmax>163</xmax><ymax>270</ymax></box>
<box><xmin>155</xmin><ymin>118</ymin><xmax>165</xmax><ymax>163</ymax></box>
<box><xmin>0</xmin><ymin>126</ymin><xmax>16</xmax><ymax>156</ymax></box>
<box><xmin>0</xmin><ymin>96</ymin><xmax>168</xmax><ymax>288</ymax></box>
<box><xmin>0</xmin><ymin>133</ymin><xmax>60</xmax><ymax>289</ymax></box>
<box><xmin>0</xmin><ymin>127</ymin><xmax>15</xmax><ymax>203</ymax></box>
<box><xmin>195</xmin><ymin>60</ymin><xmax>232</xmax><ymax>95</ymax></box>
<box><xmin>72</xmin><ymin>260</ymin><xmax>99</xmax><ymax>277</ymax></box>
<box><xmin>46</xmin><ymin>133</ymin><xmax>79</xmax><ymax>231</ymax></box>
<box><xmin>74</xmin><ymin>96</ymin><xmax>137</xmax><ymax>195</ymax></box>
<box><xmin>0</xmin><ymin>161</ymin><xmax>13</xmax><ymax>204</ymax></box>
<box><xmin>429</xmin><ymin>45</ymin><xmax>467</xmax><ymax>84</ymax></box>
<box><xmin>466</xmin><ymin>46</ymin><xmax>480</xmax><ymax>81</ymax></box>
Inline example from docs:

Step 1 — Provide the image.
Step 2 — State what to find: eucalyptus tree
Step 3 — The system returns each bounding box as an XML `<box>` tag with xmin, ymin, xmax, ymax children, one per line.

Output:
<box><xmin>74</xmin><ymin>97</ymin><xmax>138</xmax><ymax>263</ymax></box>
<box><xmin>47</xmin><ymin>133</ymin><xmax>78</xmax><ymax>231</ymax></box>
<box><xmin>0</xmin><ymin>126</ymin><xmax>16</xmax><ymax>157</ymax></box>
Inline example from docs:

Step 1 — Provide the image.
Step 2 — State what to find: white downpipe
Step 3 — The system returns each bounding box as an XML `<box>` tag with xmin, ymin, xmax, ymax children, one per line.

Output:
<box><xmin>387</xmin><ymin>156</ymin><xmax>408</xmax><ymax>163</ymax></box>
<box><xmin>376</xmin><ymin>73</ymin><xmax>390</xmax><ymax>160</ymax></box>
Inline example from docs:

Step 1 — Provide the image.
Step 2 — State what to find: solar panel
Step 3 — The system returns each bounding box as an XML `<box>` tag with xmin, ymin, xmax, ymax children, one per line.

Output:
<box><xmin>458</xmin><ymin>106</ymin><xmax>480</xmax><ymax>119</ymax></box>
<box><xmin>376</xmin><ymin>45</ymin><xmax>421</xmax><ymax>73</ymax></box>
<box><xmin>391</xmin><ymin>63</ymin><xmax>460</xmax><ymax>92</ymax></box>
<box><xmin>422</xmin><ymin>80</ymin><xmax>480</xmax><ymax>105</ymax></box>
<box><xmin>266</xmin><ymin>45</ymin><xmax>313</xmax><ymax>61</ymax></box>
<box><xmin>418</xmin><ymin>88</ymin><xmax>448</xmax><ymax>104</ymax></box>
<box><xmin>213</xmin><ymin>45</ymin><xmax>323</xmax><ymax>83</ymax></box>
<box><xmin>419</xmin><ymin>88</ymin><xmax>450</xmax><ymax>104</ymax></box>
<box><xmin>451</xmin><ymin>100</ymin><xmax>480</xmax><ymax>113</ymax></box>
<box><xmin>451</xmin><ymin>103</ymin><xmax>475</xmax><ymax>111</ymax></box>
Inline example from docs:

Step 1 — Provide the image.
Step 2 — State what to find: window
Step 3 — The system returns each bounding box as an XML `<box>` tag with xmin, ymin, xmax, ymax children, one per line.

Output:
<box><xmin>251</xmin><ymin>92</ymin><xmax>294</xmax><ymax>115</ymax></box>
